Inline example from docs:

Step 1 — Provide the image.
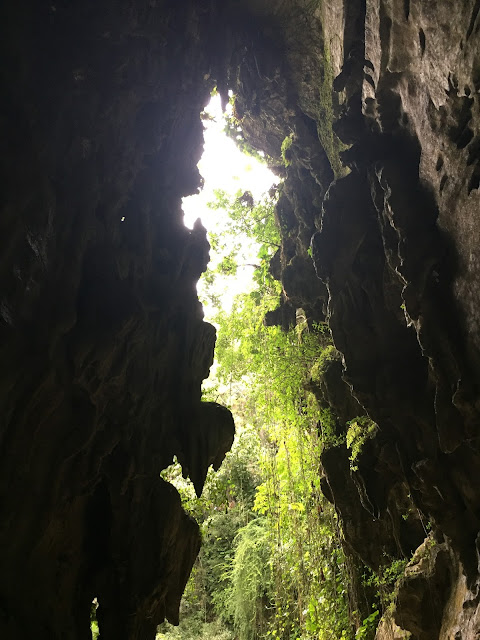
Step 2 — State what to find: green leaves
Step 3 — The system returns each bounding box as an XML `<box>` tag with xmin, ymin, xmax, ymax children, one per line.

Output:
<box><xmin>164</xmin><ymin>165</ymin><xmax>359</xmax><ymax>640</ymax></box>
<box><xmin>281</xmin><ymin>133</ymin><xmax>294</xmax><ymax>167</ymax></box>
<box><xmin>199</xmin><ymin>188</ymin><xmax>280</xmax><ymax>313</ymax></box>
<box><xmin>346</xmin><ymin>417</ymin><xmax>378</xmax><ymax>470</ymax></box>
<box><xmin>355</xmin><ymin>610</ymin><xmax>380</xmax><ymax>640</ymax></box>
<box><xmin>203</xmin><ymin>231</ymin><xmax>352</xmax><ymax>639</ymax></box>
<box><xmin>217</xmin><ymin>253</ymin><xmax>238</xmax><ymax>276</ymax></box>
<box><xmin>228</xmin><ymin>519</ymin><xmax>273</xmax><ymax>640</ymax></box>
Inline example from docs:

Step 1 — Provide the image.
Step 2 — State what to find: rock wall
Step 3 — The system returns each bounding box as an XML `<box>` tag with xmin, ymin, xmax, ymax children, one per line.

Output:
<box><xmin>0</xmin><ymin>2</ymin><xmax>235</xmax><ymax>638</ymax></box>
<box><xmin>1</xmin><ymin>0</ymin><xmax>479</xmax><ymax>638</ymax></box>
<box><xmin>226</xmin><ymin>0</ymin><xmax>480</xmax><ymax>637</ymax></box>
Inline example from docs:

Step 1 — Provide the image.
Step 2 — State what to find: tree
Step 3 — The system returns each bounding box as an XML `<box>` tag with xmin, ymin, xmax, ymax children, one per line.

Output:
<box><xmin>199</xmin><ymin>188</ymin><xmax>280</xmax><ymax>313</ymax></box>
<box><xmin>159</xmin><ymin>183</ymin><xmax>357</xmax><ymax>640</ymax></box>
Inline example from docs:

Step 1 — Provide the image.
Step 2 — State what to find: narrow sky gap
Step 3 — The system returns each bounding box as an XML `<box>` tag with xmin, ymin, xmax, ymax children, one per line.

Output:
<box><xmin>182</xmin><ymin>95</ymin><xmax>276</xmax><ymax>317</ymax></box>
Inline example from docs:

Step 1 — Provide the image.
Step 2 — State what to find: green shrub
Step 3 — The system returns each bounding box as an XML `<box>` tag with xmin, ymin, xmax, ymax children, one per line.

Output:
<box><xmin>346</xmin><ymin>417</ymin><xmax>378</xmax><ymax>470</ymax></box>
<box><xmin>280</xmin><ymin>133</ymin><xmax>294</xmax><ymax>166</ymax></box>
<box><xmin>310</xmin><ymin>345</ymin><xmax>341</xmax><ymax>383</ymax></box>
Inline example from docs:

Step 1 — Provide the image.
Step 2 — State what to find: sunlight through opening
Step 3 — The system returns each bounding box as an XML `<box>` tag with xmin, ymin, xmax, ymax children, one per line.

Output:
<box><xmin>182</xmin><ymin>94</ymin><xmax>277</xmax><ymax>318</ymax></box>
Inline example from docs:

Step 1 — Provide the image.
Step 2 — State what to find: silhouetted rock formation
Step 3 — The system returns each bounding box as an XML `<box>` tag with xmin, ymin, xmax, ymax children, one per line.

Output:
<box><xmin>0</xmin><ymin>2</ymin><xmax>234</xmax><ymax>638</ymax></box>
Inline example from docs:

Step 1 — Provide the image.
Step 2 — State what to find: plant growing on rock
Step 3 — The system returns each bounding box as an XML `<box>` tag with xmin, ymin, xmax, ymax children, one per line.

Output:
<box><xmin>346</xmin><ymin>417</ymin><xmax>378</xmax><ymax>471</ymax></box>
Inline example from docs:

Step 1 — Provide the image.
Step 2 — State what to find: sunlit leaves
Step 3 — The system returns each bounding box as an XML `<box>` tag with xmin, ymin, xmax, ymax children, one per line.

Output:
<box><xmin>164</xmin><ymin>172</ymin><xmax>354</xmax><ymax>640</ymax></box>
<box><xmin>212</xmin><ymin>287</ymin><xmax>352</xmax><ymax>639</ymax></box>
<box><xmin>199</xmin><ymin>189</ymin><xmax>280</xmax><ymax>313</ymax></box>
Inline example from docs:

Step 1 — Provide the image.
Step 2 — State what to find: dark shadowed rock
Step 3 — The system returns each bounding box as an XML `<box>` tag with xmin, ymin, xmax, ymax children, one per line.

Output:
<box><xmin>226</xmin><ymin>0</ymin><xmax>480</xmax><ymax>636</ymax></box>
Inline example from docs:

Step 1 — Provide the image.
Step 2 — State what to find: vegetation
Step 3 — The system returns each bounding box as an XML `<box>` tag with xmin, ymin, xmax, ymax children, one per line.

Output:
<box><xmin>157</xmin><ymin>186</ymin><xmax>360</xmax><ymax>640</ymax></box>
<box><xmin>346</xmin><ymin>417</ymin><xmax>378</xmax><ymax>471</ymax></box>
<box><xmin>155</xmin><ymin>134</ymin><xmax>395</xmax><ymax>640</ymax></box>
<box><xmin>281</xmin><ymin>133</ymin><xmax>295</xmax><ymax>166</ymax></box>
<box><xmin>200</xmin><ymin>187</ymin><xmax>280</xmax><ymax>313</ymax></box>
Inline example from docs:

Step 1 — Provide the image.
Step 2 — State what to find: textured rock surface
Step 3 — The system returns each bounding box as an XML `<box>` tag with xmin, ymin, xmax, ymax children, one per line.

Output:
<box><xmin>1</xmin><ymin>0</ymin><xmax>480</xmax><ymax>638</ymax></box>
<box><xmin>0</xmin><ymin>2</ymin><xmax>235</xmax><ymax>638</ymax></box>
<box><xmin>226</xmin><ymin>0</ymin><xmax>480</xmax><ymax>637</ymax></box>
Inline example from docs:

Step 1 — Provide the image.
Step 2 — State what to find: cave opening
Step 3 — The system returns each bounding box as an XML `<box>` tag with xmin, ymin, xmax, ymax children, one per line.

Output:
<box><xmin>182</xmin><ymin>92</ymin><xmax>276</xmax><ymax>319</ymax></box>
<box><xmin>157</xmin><ymin>92</ymin><xmax>359</xmax><ymax>639</ymax></box>
<box><xmin>2</xmin><ymin>1</ymin><xmax>480</xmax><ymax>639</ymax></box>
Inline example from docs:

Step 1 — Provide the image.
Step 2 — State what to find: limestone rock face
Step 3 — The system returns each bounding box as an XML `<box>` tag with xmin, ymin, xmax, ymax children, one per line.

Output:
<box><xmin>0</xmin><ymin>2</ymin><xmax>235</xmax><ymax>638</ymax></box>
<box><xmin>226</xmin><ymin>0</ymin><xmax>480</xmax><ymax>637</ymax></box>
<box><xmin>1</xmin><ymin>0</ymin><xmax>480</xmax><ymax>638</ymax></box>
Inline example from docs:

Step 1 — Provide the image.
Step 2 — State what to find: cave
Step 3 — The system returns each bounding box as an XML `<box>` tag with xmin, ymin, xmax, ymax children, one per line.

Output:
<box><xmin>1</xmin><ymin>1</ymin><xmax>479</xmax><ymax>638</ymax></box>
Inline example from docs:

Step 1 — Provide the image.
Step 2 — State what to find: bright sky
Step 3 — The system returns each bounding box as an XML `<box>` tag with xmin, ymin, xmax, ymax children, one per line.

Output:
<box><xmin>182</xmin><ymin>94</ymin><xmax>276</xmax><ymax>318</ymax></box>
